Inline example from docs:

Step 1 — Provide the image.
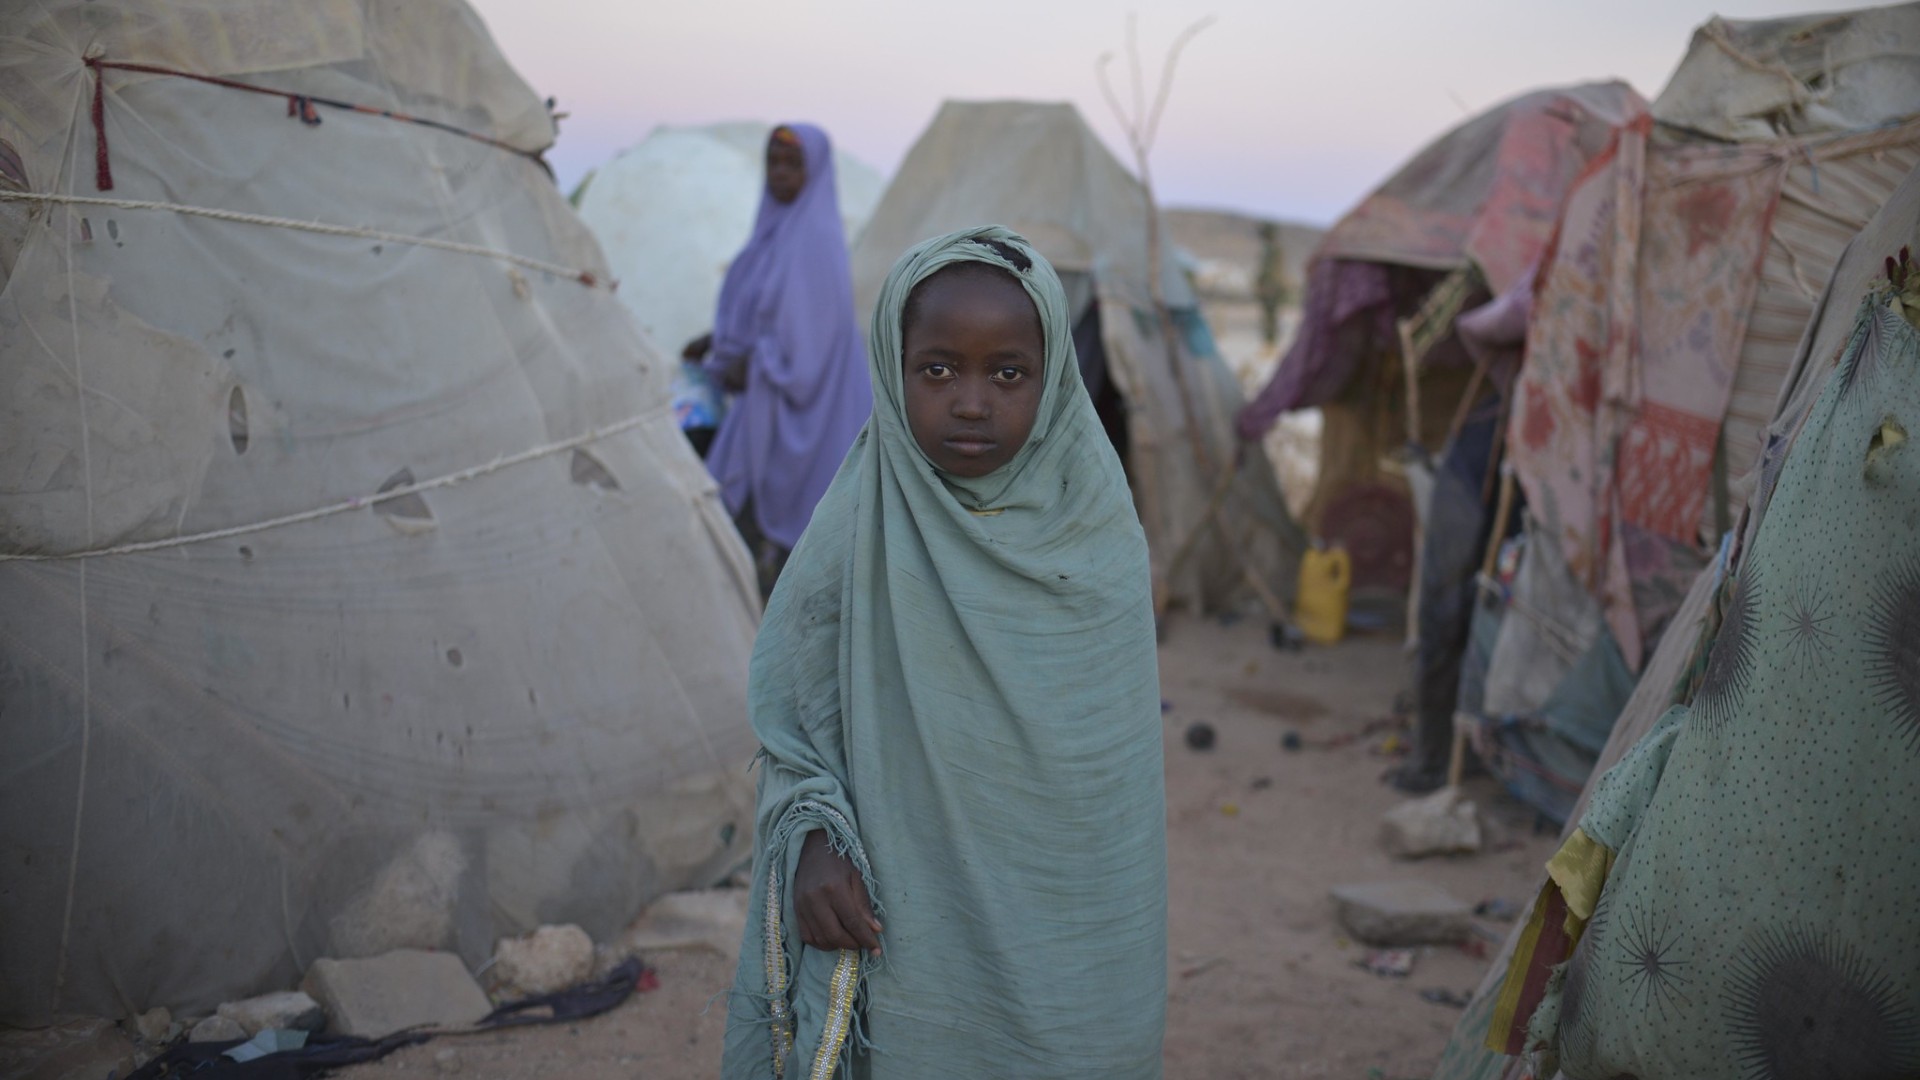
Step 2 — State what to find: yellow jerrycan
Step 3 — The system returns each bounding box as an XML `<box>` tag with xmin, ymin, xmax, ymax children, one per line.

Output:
<box><xmin>1294</xmin><ymin>546</ymin><xmax>1351</xmax><ymax>646</ymax></box>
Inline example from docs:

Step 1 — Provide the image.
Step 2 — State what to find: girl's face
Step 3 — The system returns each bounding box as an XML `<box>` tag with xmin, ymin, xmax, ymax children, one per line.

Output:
<box><xmin>765</xmin><ymin>130</ymin><xmax>807</xmax><ymax>205</ymax></box>
<box><xmin>901</xmin><ymin>268</ymin><xmax>1045</xmax><ymax>478</ymax></box>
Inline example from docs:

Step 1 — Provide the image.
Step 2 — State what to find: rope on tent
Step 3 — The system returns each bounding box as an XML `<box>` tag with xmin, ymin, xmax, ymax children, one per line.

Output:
<box><xmin>0</xmin><ymin>190</ymin><xmax>612</xmax><ymax>289</ymax></box>
<box><xmin>0</xmin><ymin>407</ymin><xmax>668</xmax><ymax>562</ymax></box>
<box><xmin>82</xmin><ymin>56</ymin><xmax>553</xmax><ymax>192</ymax></box>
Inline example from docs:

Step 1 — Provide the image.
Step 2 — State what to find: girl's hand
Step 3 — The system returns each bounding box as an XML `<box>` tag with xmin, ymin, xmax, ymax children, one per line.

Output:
<box><xmin>793</xmin><ymin>829</ymin><xmax>883</xmax><ymax>957</ymax></box>
<box><xmin>682</xmin><ymin>332</ymin><xmax>714</xmax><ymax>362</ymax></box>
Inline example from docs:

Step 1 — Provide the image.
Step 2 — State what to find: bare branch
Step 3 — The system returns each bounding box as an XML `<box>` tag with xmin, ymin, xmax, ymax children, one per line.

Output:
<box><xmin>1094</xmin><ymin>52</ymin><xmax>1137</xmax><ymax>155</ymax></box>
<box><xmin>1127</xmin><ymin>12</ymin><xmax>1146</xmax><ymax>140</ymax></box>
<box><xmin>1144</xmin><ymin>15</ymin><xmax>1217</xmax><ymax>152</ymax></box>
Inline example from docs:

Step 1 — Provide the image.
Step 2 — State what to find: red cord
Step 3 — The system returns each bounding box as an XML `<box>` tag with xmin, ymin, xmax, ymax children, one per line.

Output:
<box><xmin>85</xmin><ymin>56</ymin><xmax>112</xmax><ymax>191</ymax></box>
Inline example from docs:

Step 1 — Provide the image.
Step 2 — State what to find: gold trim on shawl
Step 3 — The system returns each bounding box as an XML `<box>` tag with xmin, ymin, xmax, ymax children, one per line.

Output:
<box><xmin>808</xmin><ymin>950</ymin><xmax>862</xmax><ymax>1080</ymax></box>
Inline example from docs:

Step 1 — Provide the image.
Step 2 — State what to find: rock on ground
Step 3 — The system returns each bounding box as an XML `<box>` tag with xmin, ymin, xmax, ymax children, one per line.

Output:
<box><xmin>1380</xmin><ymin>786</ymin><xmax>1483</xmax><ymax>858</ymax></box>
<box><xmin>1330</xmin><ymin>881</ymin><xmax>1473</xmax><ymax>946</ymax></box>
<box><xmin>217</xmin><ymin>990</ymin><xmax>325</xmax><ymax>1035</ymax></box>
<box><xmin>126</xmin><ymin>1006</ymin><xmax>173</xmax><ymax>1043</ymax></box>
<box><xmin>188</xmin><ymin>1015</ymin><xmax>247</xmax><ymax>1043</ymax></box>
<box><xmin>490</xmin><ymin>924</ymin><xmax>594</xmax><ymax>997</ymax></box>
<box><xmin>619</xmin><ymin>888</ymin><xmax>748</xmax><ymax>957</ymax></box>
<box><xmin>302</xmin><ymin>949</ymin><xmax>492</xmax><ymax>1038</ymax></box>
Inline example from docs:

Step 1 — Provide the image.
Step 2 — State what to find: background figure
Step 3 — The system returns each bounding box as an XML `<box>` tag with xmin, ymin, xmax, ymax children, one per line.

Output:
<box><xmin>1255</xmin><ymin>220</ymin><xmax>1287</xmax><ymax>348</ymax></box>
<box><xmin>684</xmin><ymin>124</ymin><xmax>872</xmax><ymax>594</ymax></box>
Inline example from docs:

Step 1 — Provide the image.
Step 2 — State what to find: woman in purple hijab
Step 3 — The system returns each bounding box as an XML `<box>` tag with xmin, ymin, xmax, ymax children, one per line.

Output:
<box><xmin>683</xmin><ymin>124</ymin><xmax>872</xmax><ymax>593</ymax></box>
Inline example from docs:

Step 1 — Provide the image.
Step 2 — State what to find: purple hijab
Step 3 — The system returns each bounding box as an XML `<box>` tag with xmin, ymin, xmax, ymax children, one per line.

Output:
<box><xmin>702</xmin><ymin>123</ymin><xmax>873</xmax><ymax>550</ymax></box>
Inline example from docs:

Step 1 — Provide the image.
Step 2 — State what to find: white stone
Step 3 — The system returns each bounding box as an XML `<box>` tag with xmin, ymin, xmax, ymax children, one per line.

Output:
<box><xmin>188</xmin><ymin>1015</ymin><xmax>246</xmax><ymax>1043</ymax></box>
<box><xmin>127</xmin><ymin>1006</ymin><xmax>172</xmax><ymax>1043</ymax></box>
<box><xmin>619</xmin><ymin>888</ymin><xmax>748</xmax><ymax>957</ymax></box>
<box><xmin>302</xmin><ymin>949</ymin><xmax>492</xmax><ymax>1038</ymax></box>
<box><xmin>490</xmin><ymin>924</ymin><xmax>594</xmax><ymax>996</ymax></box>
<box><xmin>1380</xmin><ymin>787</ymin><xmax>1483</xmax><ymax>858</ymax></box>
<box><xmin>327</xmin><ymin>832</ymin><xmax>466</xmax><ymax>958</ymax></box>
<box><xmin>217</xmin><ymin>990</ymin><xmax>325</xmax><ymax>1035</ymax></box>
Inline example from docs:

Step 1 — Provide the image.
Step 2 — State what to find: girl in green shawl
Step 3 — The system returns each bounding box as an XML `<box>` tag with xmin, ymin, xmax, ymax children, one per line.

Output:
<box><xmin>721</xmin><ymin>226</ymin><xmax>1168</xmax><ymax>1080</ymax></box>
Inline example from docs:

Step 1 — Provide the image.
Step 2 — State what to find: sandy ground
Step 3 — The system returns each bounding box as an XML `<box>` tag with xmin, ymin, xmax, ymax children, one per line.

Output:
<box><xmin>340</xmin><ymin>618</ymin><xmax>1552</xmax><ymax>1080</ymax></box>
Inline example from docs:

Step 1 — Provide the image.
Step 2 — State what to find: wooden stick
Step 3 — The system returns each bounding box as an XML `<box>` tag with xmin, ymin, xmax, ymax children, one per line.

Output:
<box><xmin>1482</xmin><ymin>469</ymin><xmax>1516</xmax><ymax>580</ymax></box>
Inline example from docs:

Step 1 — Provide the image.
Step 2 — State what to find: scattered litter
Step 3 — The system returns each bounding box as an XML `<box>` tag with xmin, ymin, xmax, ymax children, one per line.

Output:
<box><xmin>1475</xmin><ymin>897</ymin><xmax>1521</xmax><ymax>921</ymax></box>
<box><xmin>1370</xmin><ymin>733</ymin><xmax>1408</xmax><ymax>756</ymax></box>
<box><xmin>1269</xmin><ymin>622</ymin><xmax>1304</xmax><ymax>651</ymax></box>
<box><xmin>224</xmin><ymin>1029</ymin><xmax>308</xmax><ymax>1063</ymax></box>
<box><xmin>1249</xmin><ymin>776</ymin><xmax>1273</xmax><ymax>791</ymax></box>
<box><xmin>1219</xmin><ymin>802</ymin><xmax>1240</xmax><ymax>817</ymax></box>
<box><xmin>1419</xmin><ymin>988</ymin><xmax>1471</xmax><ymax>1009</ymax></box>
<box><xmin>1183</xmin><ymin>721</ymin><xmax>1216</xmax><ymax>751</ymax></box>
<box><xmin>1160</xmin><ymin>699</ymin><xmax>1172</xmax><ymax>713</ymax></box>
<box><xmin>1357</xmin><ymin>949</ymin><xmax>1416</xmax><ymax>977</ymax></box>
<box><xmin>1458</xmin><ymin>937</ymin><xmax>1490</xmax><ymax>960</ymax></box>
<box><xmin>1281</xmin><ymin>731</ymin><xmax>1303</xmax><ymax>751</ymax></box>
<box><xmin>1178</xmin><ymin>956</ymin><xmax>1226</xmax><ymax>979</ymax></box>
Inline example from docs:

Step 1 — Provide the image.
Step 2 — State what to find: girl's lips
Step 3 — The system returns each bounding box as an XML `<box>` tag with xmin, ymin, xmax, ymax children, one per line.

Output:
<box><xmin>943</xmin><ymin>435</ymin><xmax>997</xmax><ymax>456</ymax></box>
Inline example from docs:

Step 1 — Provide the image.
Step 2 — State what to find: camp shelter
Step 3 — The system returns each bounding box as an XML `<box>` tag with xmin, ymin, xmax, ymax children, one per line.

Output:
<box><xmin>1473</xmin><ymin>1</ymin><xmax>1920</xmax><ymax>817</ymax></box>
<box><xmin>1429</xmin><ymin>153</ymin><xmax>1920</xmax><ymax>1080</ymax></box>
<box><xmin>1237</xmin><ymin>83</ymin><xmax>1647</xmax><ymax>598</ymax></box>
<box><xmin>850</xmin><ymin>99</ymin><xmax>1304</xmax><ymax>616</ymax></box>
<box><xmin>574</xmin><ymin>121</ymin><xmax>885</xmax><ymax>367</ymax></box>
<box><xmin>0</xmin><ymin>0</ymin><xmax>761</xmax><ymax>1023</ymax></box>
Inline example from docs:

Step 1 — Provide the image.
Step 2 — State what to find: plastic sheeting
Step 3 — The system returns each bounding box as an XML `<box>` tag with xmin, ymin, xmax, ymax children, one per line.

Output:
<box><xmin>574</xmin><ymin>122</ymin><xmax>884</xmax><ymax>368</ymax></box>
<box><xmin>850</xmin><ymin>100</ymin><xmax>1302</xmax><ymax>615</ymax></box>
<box><xmin>0</xmin><ymin>0</ymin><xmax>762</xmax><ymax>1022</ymax></box>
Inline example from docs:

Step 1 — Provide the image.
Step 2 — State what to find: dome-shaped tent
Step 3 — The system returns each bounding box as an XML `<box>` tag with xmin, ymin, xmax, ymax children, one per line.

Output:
<box><xmin>851</xmin><ymin>100</ymin><xmax>1304</xmax><ymax>616</ymax></box>
<box><xmin>0</xmin><ymin>0</ymin><xmax>760</xmax><ymax>1021</ymax></box>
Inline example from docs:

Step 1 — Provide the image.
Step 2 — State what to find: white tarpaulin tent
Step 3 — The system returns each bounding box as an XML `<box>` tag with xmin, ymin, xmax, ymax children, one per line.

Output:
<box><xmin>0</xmin><ymin>0</ymin><xmax>761</xmax><ymax>1022</ymax></box>
<box><xmin>575</xmin><ymin>122</ymin><xmax>884</xmax><ymax>364</ymax></box>
<box><xmin>851</xmin><ymin>100</ymin><xmax>1304</xmax><ymax>615</ymax></box>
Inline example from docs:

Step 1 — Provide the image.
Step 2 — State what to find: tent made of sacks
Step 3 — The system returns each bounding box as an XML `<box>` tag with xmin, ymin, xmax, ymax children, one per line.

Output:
<box><xmin>852</xmin><ymin>99</ymin><xmax>1305</xmax><ymax>616</ymax></box>
<box><xmin>0</xmin><ymin>0</ymin><xmax>761</xmax><ymax>1022</ymax></box>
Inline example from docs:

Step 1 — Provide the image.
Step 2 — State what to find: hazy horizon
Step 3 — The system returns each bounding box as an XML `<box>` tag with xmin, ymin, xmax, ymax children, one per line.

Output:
<box><xmin>467</xmin><ymin>0</ymin><xmax>1869</xmax><ymax>227</ymax></box>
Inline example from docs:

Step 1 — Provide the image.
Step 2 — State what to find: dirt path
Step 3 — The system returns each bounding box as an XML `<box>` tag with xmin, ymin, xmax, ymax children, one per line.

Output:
<box><xmin>345</xmin><ymin>619</ymin><xmax>1553</xmax><ymax>1079</ymax></box>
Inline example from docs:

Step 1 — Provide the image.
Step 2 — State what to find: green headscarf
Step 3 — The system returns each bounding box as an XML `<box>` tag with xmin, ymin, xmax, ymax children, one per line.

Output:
<box><xmin>722</xmin><ymin>226</ymin><xmax>1167</xmax><ymax>1079</ymax></box>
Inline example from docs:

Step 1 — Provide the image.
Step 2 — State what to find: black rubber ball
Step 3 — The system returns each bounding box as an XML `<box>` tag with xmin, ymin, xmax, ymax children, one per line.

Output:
<box><xmin>1184</xmin><ymin>721</ymin><xmax>1217</xmax><ymax>751</ymax></box>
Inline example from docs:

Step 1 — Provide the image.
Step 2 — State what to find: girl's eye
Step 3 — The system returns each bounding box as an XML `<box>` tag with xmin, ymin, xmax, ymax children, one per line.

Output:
<box><xmin>991</xmin><ymin>367</ymin><xmax>1027</xmax><ymax>383</ymax></box>
<box><xmin>922</xmin><ymin>363</ymin><xmax>953</xmax><ymax>379</ymax></box>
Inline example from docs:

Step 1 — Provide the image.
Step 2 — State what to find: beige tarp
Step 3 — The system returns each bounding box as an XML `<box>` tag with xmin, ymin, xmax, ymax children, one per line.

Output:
<box><xmin>0</xmin><ymin>0</ymin><xmax>760</xmax><ymax>1021</ymax></box>
<box><xmin>1652</xmin><ymin>1</ymin><xmax>1920</xmax><ymax>142</ymax></box>
<box><xmin>851</xmin><ymin>100</ymin><xmax>1303</xmax><ymax>614</ymax></box>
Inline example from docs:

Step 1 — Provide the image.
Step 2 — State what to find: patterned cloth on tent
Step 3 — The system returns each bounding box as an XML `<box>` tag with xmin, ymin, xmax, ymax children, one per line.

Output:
<box><xmin>1491</xmin><ymin>288</ymin><xmax>1920</xmax><ymax>1078</ymax></box>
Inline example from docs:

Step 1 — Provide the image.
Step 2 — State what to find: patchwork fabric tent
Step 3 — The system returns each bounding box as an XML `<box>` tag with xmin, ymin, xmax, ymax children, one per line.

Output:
<box><xmin>852</xmin><ymin>100</ymin><xmax>1304</xmax><ymax>615</ymax></box>
<box><xmin>574</xmin><ymin>121</ymin><xmax>884</xmax><ymax>367</ymax></box>
<box><xmin>0</xmin><ymin>0</ymin><xmax>760</xmax><ymax>1022</ymax></box>
<box><xmin>1475</xmin><ymin>1</ymin><xmax>1920</xmax><ymax>814</ymax></box>
<box><xmin>1237</xmin><ymin>82</ymin><xmax>1645</xmax><ymax>541</ymax></box>
<box><xmin>1431</xmin><ymin>151</ymin><xmax>1920</xmax><ymax>1080</ymax></box>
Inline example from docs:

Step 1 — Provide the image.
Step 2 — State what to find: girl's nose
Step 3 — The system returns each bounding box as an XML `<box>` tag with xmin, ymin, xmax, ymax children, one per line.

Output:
<box><xmin>951</xmin><ymin>383</ymin><xmax>990</xmax><ymax>420</ymax></box>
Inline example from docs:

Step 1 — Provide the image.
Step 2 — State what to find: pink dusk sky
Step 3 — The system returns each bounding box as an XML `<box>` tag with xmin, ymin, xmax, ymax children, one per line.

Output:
<box><xmin>467</xmin><ymin>0</ymin><xmax>1866</xmax><ymax>226</ymax></box>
